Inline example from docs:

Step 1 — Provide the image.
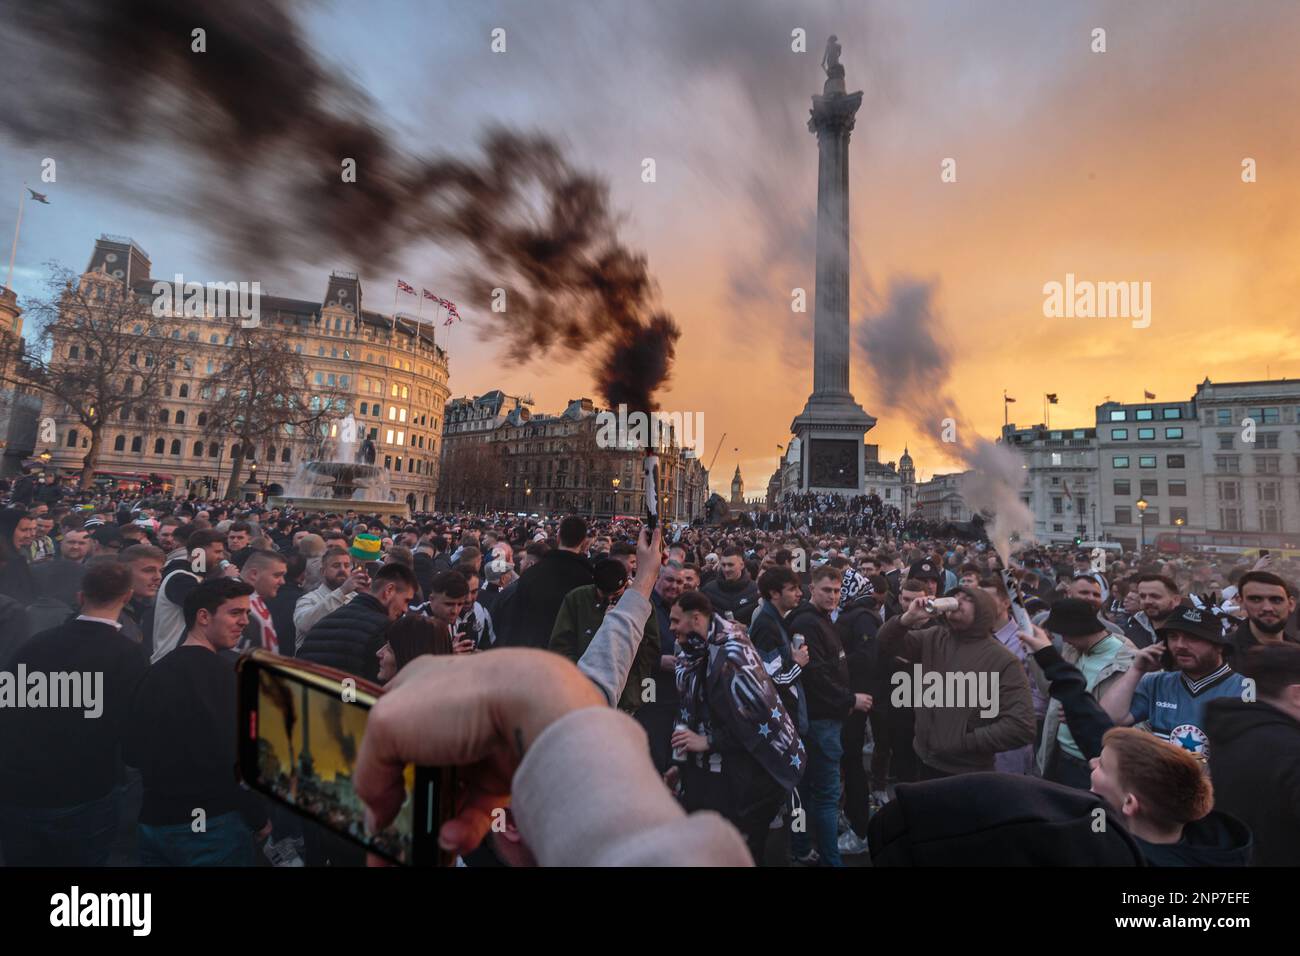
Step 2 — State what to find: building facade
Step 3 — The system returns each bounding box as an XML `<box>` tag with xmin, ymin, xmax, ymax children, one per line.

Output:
<box><xmin>438</xmin><ymin>394</ymin><xmax>710</xmax><ymax>520</ymax></box>
<box><xmin>916</xmin><ymin>472</ymin><xmax>972</xmax><ymax>524</ymax></box>
<box><xmin>1002</xmin><ymin>423</ymin><xmax>1100</xmax><ymax>544</ymax></box>
<box><xmin>38</xmin><ymin>236</ymin><xmax>451</xmax><ymax>509</ymax></box>
<box><xmin>1193</xmin><ymin>378</ymin><xmax>1300</xmax><ymax>539</ymax></box>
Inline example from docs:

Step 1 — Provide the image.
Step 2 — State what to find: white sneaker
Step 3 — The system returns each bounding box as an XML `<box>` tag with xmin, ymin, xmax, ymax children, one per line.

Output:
<box><xmin>838</xmin><ymin>829</ymin><xmax>870</xmax><ymax>856</ymax></box>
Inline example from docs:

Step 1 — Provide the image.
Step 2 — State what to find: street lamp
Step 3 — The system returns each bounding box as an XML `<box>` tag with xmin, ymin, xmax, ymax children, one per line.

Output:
<box><xmin>1136</xmin><ymin>497</ymin><xmax>1148</xmax><ymax>553</ymax></box>
<box><xmin>1175</xmin><ymin>514</ymin><xmax>1185</xmax><ymax>551</ymax></box>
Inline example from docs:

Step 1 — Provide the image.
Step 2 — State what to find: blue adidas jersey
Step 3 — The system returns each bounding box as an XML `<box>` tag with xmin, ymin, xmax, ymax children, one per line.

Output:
<box><xmin>1130</xmin><ymin>665</ymin><xmax>1245</xmax><ymax>756</ymax></box>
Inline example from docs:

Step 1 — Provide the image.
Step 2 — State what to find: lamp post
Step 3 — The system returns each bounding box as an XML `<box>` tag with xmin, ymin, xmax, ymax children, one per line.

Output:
<box><xmin>1175</xmin><ymin>515</ymin><xmax>1185</xmax><ymax>552</ymax></box>
<box><xmin>1136</xmin><ymin>497</ymin><xmax>1148</xmax><ymax>554</ymax></box>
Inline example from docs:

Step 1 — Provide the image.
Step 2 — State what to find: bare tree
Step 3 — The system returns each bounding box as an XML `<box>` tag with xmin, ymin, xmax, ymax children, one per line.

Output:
<box><xmin>439</xmin><ymin>441</ymin><xmax>505</xmax><ymax>512</ymax></box>
<box><xmin>199</xmin><ymin>329</ymin><xmax>343</xmax><ymax>499</ymax></box>
<box><xmin>3</xmin><ymin>265</ymin><xmax>183</xmax><ymax>488</ymax></box>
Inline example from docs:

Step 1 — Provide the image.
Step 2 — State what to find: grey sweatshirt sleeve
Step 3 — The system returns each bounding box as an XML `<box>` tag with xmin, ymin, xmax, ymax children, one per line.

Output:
<box><xmin>576</xmin><ymin>589</ymin><xmax>652</xmax><ymax>707</ymax></box>
<box><xmin>511</xmin><ymin>706</ymin><xmax>753</xmax><ymax>866</ymax></box>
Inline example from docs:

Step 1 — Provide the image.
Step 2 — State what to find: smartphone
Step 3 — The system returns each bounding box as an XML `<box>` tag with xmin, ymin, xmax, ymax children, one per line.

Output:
<box><xmin>235</xmin><ymin>651</ymin><xmax>455</xmax><ymax>866</ymax></box>
<box><xmin>1260</xmin><ymin>549</ymin><xmax>1270</xmax><ymax>558</ymax></box>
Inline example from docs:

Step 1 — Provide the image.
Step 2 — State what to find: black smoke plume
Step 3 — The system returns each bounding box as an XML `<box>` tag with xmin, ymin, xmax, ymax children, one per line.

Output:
<box><xmin>0</xmin><ymin>0</ymin><xmax>679</xmax><ymax>412</ymax></box>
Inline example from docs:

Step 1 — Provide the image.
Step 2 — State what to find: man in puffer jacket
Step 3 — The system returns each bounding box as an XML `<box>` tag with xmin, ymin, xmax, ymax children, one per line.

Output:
<box><xmin>700</xmin><ymin>547</ymin><xmax>761</xmax><ymax>625</ymax></box>
<box><xmin>876</xmin><ymin>586</ymin><xmax>1036</xmax><ymax>778</ymax></box>
<box><xmin>298</xmin><ymin>564</ymin><xmax>417</xmax><ymax>682</ymax></box>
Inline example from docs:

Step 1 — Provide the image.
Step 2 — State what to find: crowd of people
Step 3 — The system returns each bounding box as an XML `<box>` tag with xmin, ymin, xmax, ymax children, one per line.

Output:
<box><xmin>0</xmin><ymin>479</ymin><xmax>1297</xmax><ymax>867</ymax></box>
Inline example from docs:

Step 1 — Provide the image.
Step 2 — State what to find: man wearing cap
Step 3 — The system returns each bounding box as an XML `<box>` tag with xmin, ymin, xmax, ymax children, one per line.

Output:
<box><xmin>1100</xmin><ymin>604</ymin><xmax>1245</xmax><ymax>758</ymax></box>
<box><xmin>1035</xmin><ymin>598</ymin><xmax>1137</xmax><ymax>788</ymax></box>
<box><xmin>549</xmin><ymin>558</ymin><xmax>660</xmax><ymax>714</ymax></box>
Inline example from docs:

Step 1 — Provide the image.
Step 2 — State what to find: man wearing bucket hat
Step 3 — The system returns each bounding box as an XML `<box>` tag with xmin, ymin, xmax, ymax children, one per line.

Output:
<box><xmin>1100</xmin><ymin>604</ymin><xmax>1245</xmax><ymax>759</ymax></box>
<box><xmin>349</xmin><ymin>532</ymin><xmax>383</xmax><ymax>565</ymax></box>
<box><xmin>1036</xmin><ymin>598</ymin><xmax>1137</xmax><ymax>788</ymax></box>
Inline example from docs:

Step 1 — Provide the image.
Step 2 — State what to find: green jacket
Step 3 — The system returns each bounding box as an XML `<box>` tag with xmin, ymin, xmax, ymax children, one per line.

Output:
<box><xmin>549</xmin><ymin>584</ymin><xmax>660</xmax><ymax>713</ymax></box>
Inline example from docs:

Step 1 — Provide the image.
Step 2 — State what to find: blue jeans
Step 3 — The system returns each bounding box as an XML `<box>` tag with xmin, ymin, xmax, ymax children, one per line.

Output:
<box><xmin>138</xmin><ymin>811</ymin><xmax>256</xmax><ymax>867</ymax></box>
<box><xmin>791</xmin><ymin>718</ymin><xmax>844</xmax><ymax>866</ymax></box>
<box><xmin>0</xmin><ymin>792</ymin><xmax>118</xmax><ymax>866</ymax></box>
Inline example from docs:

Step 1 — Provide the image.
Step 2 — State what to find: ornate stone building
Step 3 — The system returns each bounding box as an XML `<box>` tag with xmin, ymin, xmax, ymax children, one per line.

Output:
<box><xmin>38</xmin><ymin>235</ymin><xmax>451</xmax><ymax>508</ymax></box>
<box><xmin>438</xmin><ymin>393</ymin><xmax>709</xmax><ymax>520</ymax></box>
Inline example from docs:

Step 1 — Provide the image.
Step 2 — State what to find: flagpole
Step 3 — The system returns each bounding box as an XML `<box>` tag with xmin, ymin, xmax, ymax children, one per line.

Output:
<box><xmin>6</xmin><ymin>184</ymin><xmax>27</xmax><ymax>294</ymax></box>
<box><xmin>1003</xmin><ymin>389</ymin><xmax>1008</xmax><ymax>428</ymax></box>
<box><xmin>391</xmin><ymin>283</ymin><xmax>398</xmax><ymax>332</ymax></box>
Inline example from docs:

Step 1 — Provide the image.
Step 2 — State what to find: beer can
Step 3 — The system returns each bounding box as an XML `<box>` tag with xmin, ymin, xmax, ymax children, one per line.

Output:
<box><xmin>924</xmin><ymin>597</ymin><xmax>959</xmax><ymax>614</ymax></box>
<box><xmin>672</xmin><ymin>722</ymin><xmax>689</xmax><ymax>762</ymax></box>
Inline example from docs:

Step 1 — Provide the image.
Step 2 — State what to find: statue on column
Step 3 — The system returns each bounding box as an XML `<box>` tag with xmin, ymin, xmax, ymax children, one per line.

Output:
<box><xmin>821</xmin><ymin>35</ymin><xmax>845</xmax><ymax>79</ymax></box>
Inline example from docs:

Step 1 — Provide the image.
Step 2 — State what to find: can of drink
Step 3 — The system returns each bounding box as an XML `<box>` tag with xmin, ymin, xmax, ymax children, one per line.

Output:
<box><xmin>672</xmin><ymin>723</ymin><xmax>689</xmax><ymax>762</ymax></box>
<box><xmin>924</xmin><ymin>597</ymin><xmax>960</xmax><ymax>614</ymax></box>
<box><xmin>791</xmin><ymin>634</ymin><xmax>806</xmax><ymax>650</ymax></box>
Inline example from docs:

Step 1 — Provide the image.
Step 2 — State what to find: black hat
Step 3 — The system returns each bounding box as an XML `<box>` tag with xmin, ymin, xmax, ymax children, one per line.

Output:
<box><xmin>593</xmin><ymin>558</ymin><xmax>629</xmax><ymax>595</ymax></box>
<box><xmin>1043</xmin><ymin>598</ymin><xmax>1107</xmax><ymax>638</ymax></box>
<box><xmin>1156</xmin><ymin>604</ymin><xmax>1230</xmax><ymax>645</ymax></box>
<box><xmin>91</xmin><ymin>525</ymin><xmax>125</xmax><ymax>550</ymax></box>
<box><xmin>908</xmin><ymin>559</ymin><xmax>942</xmax><ymax>582</ymax></box>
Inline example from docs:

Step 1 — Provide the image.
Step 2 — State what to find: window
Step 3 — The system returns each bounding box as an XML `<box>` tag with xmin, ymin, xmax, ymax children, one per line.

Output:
<box><xmin>1215</xmin><ymin>408</ymin><xmax>1232</xmax><ymax>425</ymax></box>
<box><xmin>154</xmin><ymin>438</ymin><xmax>165</xmax><ymax>454</ymax></box>
<box><xmin>360</xmin><ymin>402</ymin><xmax>368</xmax><ymax>415</ymax></box>
<box><xmin>391</xmin><ymin>383</ymin><xmax>399</xmax><ymax>397</ymax></box>
<box><xmin>1111</xmin><ymin>428</ymin><xmax>1128</xmax><ymax>440</ymax></box>
<box><xmin>159</xmin><ymin>409</ymin><xmax>169</xmax><ymax>424</ymax></box>
<box><xmin>113</xmin><ymin>435</ymin><xmax>125</xmax><ymax>452</ymax></box>
<box><xmin>1258</xmin><ymin>456</ymin><xmax>1281</xmax><ymax>474</ymax></box>
<box><xmin>1109</xmin><ymin>410</ymin><xmax>1127</xmax><ymax>422</ymax></box>
<box><xmin>386</xmin><ymin>429</ymin><xmax>395</xmax><ymax>444</ymax></box>
<box><xmin>1258</xmin><ymin>432</ymin><xmax>1280</xmax><ymax>449</ymax></box>
<box><xmin>131</xmin><ymin>436</ymin><xmax>142</xmax><ymax>453</ymax></box>
<box><xmin>399</xmin><ymin>408</ymin><xmax>407</xmax><ymax>423</ymax></box>
<box><xmin>318</xmin><ymin>347</ymin><xmax>325</xmax><ymax>357</ymax></box>
<box><xmin>1261</xmin><ymin>508</ymin><xmax>1281</xmax><ymax>532</ymax></box>
<box><xmin>1218</xmin><ymin>433</ymin><xmax>1235</xmax><ymax>450</ymax></box>
<box><xmin>1217</xmin><ymin>481</ymin><xmax>1239</xmax><ymax>502</ymax></box>
<box><xmin>209</xmin><ymin>442</ymin><xmax>219</xmax><ymax>458</ymax></box>
<box><xmin>1138</xmin><ymin>455</ymin><xmax>1157</xmax><ymax>468</ymax></box>
<box><xmin>175</xmin><ymin>411</ymin><xmax>186</xmax><ymax>425</ymax></box>
<box><xmin>395</xmin><ymin>431</ymin><xmax>404</xmax><ymax>445</ymax></box>
<box><xmin>1170</xmin><ymin>507</ymin><xmax>1189</xmax><ymax>525</ymax></box>
<box><xmin>1220</xmin><ymin>509</ymin><xmax>1241</xmax><ymax>531</ymax></box>
<box><xmin>384</xmin><ymin>455</ymin><xmax>392</xmax><ymax>470</ymax></box>
<box><xmin>197</xmin><ymin>412</ymin><xmax>208</xmax><ymax>427</ymax></box>
<box><xmin>179</xmin><ymin>384</ymin><xmax>189</xmax><ymax>398</ymax></box>
<box><xmin>69</xmin><ymin>345</ymin><xmax>79</xmax><ymax>359</ymax></box>
<box><xmin>1142</xmin><ymin>508</ymin><xmax>1160</xmax><ymax>524</ymax></box>
<box><xmin>170</xmin><ymin>439</ymin><xmax>181</xmax><ymax>456</ymax></box>
<box><xmin>1214</xmin><ymin>455</ymin><xmax>1240</xmax><ymax>472</ymax></box>
<box><xmin>327</xmin><ymin>374</ymin><xmax>336</xmax><ymax>386</ymax></box>
<box><xmin>1164</xmin><ymin>427</ymin><xmax>1183</xmax><ymax>439</ymax></box>
<box><xmin>1135</xmin><ymin>409</ymin><xmax>1153</xmax><ymax>421</ymax></box>
<box><xmin>1137</xmin><ymin>428</ymin><xmax>1155</xmax><ymax>440</ymax></box>
<box><xmin>1168</xmin><ymin>480</ymin><xmax>1187</xmax><ymax>496</ymax></box>
<box><xmin>340</xmin><ymin>376</ymin><xmax>349</xmax><ymax>387</ymax></box>
<box><xmin>1113</xmin><ymin>479</ymin><xmax>1130</xmax><ymax>495</ymax></box>
<box><xmin>388</xmin><ymin>406</ymin><xmax>397</xmax><ymax>421</ymax></box>
<box><xmin>66</xmin><ymin>428</ymin><xmax>78</xmax><ymax>447</ymax></box>
<box><xmin>1115</xmin><ymin>506</ymin><xmax>1132</xmax><ymax>524</ymax></box>
<box><xmin>401</xmin><ymin>386</ymin><xmax>409</xmax><ymax>399</ymax></box>
<box><xmin>1258</xmin><ymin>481</ymin><xmax>1281</xmax><ymax>502</ymax></box>
<box><xmin>281</xmin><ymin>447</ymin><xmax>291</xmax><ymax>463</ymax></box>
<box><xmin>1162</xmin><ymin>407</ymin><xmax>1181</xmax><ymax>420</ymax></box>
<box><xmin>1073</xmin><ymin>429</ymin><xmax>1086</xmax><ymax>439</ymax></box>
<box><xmin>1247</xmin><ymin>407</ymin><xmax>1280</xmax><ymax>425</ymax></box>
<box><xmin>315</xmin><ymin>373</ymin><xmax>323</xmax><ymax>385</ymax></box>
<box><xmin>1167</xmin><ymin>454</ymin><xmax>1185</xmax><ymax>468</ymax></box>
<box><xmin>1112</xmin><ymin>456</ymin><xmax>1130</xmax><ymax>468</ymax></box>
<box><xmin>1052</xmin><ymin>497</ymin><xmax>1063</xmax><ymax>514</ymax></box>
<box><xmin>193</xmin><ymin>440</ymin><xmax>204</xmax><ymax>456</ymax></box>
<box><xmin>1140</xmin><ymin>479</ymin><xmax>1159</xmax><ymax>496</ymax></box>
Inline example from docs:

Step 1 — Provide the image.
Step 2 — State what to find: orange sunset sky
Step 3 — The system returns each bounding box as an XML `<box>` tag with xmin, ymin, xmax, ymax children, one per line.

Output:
<box><xmin>4</xmin><ymin>1</ymin><xmax>1298</xmax><ymax>495</ymax></box>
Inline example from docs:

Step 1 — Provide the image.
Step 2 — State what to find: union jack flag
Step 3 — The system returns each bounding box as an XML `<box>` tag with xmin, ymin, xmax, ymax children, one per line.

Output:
<box><xmin>443</xmin><ymin>304</ymin><xmax>461</xmax><ymax>326</ymax></box>
<box><xmin>422</xmin><ymin>288</ymin><xmax>438</xmax><ymax>301</ymax></box>
<box><xmin>396</xmin><ymin>279</ymin><xmax>415</xmax><ymax>294</ymax></box>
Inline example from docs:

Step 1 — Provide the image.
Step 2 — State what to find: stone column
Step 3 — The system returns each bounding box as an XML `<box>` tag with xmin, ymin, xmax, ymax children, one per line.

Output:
<box><xmin>808</xmin><ymin>90</ymin><xmax>862</xmax><ymax>399</ymax></box>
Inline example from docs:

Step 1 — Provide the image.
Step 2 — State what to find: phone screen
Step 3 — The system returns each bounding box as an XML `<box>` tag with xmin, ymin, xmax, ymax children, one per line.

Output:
<box><xmin>237</xmin><ymin>653</ymin><xmax>447</xmax><ymax>865</ymax></box>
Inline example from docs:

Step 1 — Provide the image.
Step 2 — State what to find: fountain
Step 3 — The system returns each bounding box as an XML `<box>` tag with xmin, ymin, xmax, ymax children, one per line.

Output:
<box><xmin>268</xmin><ymin>414</ymin><xmax>411</xmax><ymax>518</ymax></box>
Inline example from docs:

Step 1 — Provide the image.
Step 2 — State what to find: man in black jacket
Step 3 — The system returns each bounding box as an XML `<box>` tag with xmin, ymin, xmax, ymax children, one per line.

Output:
<box><xmin>701</xmin><ymin>547</ymin><xmax>760</xmax><ymax>625</ymax></box>
<box><xmin>1206</xmin><ymin>644</ymin><xmax>1300</xmax><ymax>865</ymax></box>
<box><xmin>785</xmin><ymin>563</ymin><xmax>873</xmax><ymax>866</ymax></box>
<box><xmin>833</xmin><ymin>568</ymin><xmax>886</xmax><ymax>855</ymax></box>
<box><xmin>0</xmin><ymin>562</ymin><xmax>147</xmax><ymax>865</ymax></box>
<box><xmin>298</xmin><ymin>563</ymin><xmax>417</xmax><ymax>682</ymax></box>
<box><xmin>492</xmin><ymin>516</ymin><xmax>592</xmax><ymax>649</ymax></box>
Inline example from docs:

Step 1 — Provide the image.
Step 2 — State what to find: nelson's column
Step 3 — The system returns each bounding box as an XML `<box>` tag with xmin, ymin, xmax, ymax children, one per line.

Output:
<box><xmin>790</xmin><ymin>35</ymin><xmax>876</xmax><ymax>492</ymax></box>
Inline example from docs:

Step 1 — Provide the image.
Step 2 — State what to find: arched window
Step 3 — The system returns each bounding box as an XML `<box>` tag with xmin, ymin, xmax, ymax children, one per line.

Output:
<box><xmin>164</xmin><ymin>384</ymin><xmax>173</xmax><ymax>397</ymax></box>
<box><xmin>153</xmin><ymin>438</ymin><xmax>165</xmax><ymax>454</ymax></box>
<box><xmin>175</xmin><ymin>410</ymin><xmax>186</xmax><ymax>425</ymax></box>
<box><xmin>179</xmin><ymin>384</ymin><xmax>189</xmax><ymax>398</ymax></box>
<box><xmin>66</xmin><ymin>429</ymin><xmax>77</xmax><ymax>447</ymax></box>
<box><xmin>197</xmin><ymin>412</ymin><xmax>207</xmax><ymax>427</ymax></box>
<box><xmin>210</xmin><ymin>334</ymin><xmax>219</xmax><ymax>344</ymax></box>
<box><xmin>360</xmin><ymin>402</ymin><xmax>368</xmax><ymax>416</ymax></box>
<box><xmin>130</xmin><ymin>436</ymin><xmax>141</xmax><ymax>453</ymax></box>
<box><xmin>69</xmin><ymin>345</ymin><xmax>79</xmax><ymax>359</ymax></box>
<box><xmin>135</xmin><ymin>407</ymin><xmax>146</xmax><ymax>422</ymax></box>
<box><xmin>159</xmin><ymin>409</ymin><xmax>169</xmax><ymax>424</ymax></box>
<box><xmin>267</xmin><ymin>445</ymin><xmax>276</xmax><ymax>462</ymax></box>
<box><xmin>187</xmin><ymin>331</ymin><xmax>198</xmax><ymax>341</ymax></box>
<box><xmin>170</xmin><ymin>439</ymin><xmax>181</xmax><ymax>455</ymax></box>
<box><xmin>281</xmin><ymin>447</ymin><xmax>291</xmax><ymax>463</ymax></box>
<box><xmin>193</xmin><ymin>440</ymin><xmax>204</xmax><ymax>457</ymax></box>
<box><xmin>232</xmin><ymin>443</ymin><xmax>242</xmax><ymax>458</ymax></box>
<box><xmin>113</xmin><ymin>435</ymin><xmax>125</xmax><ymax>452</ymax></box>
<box><xmin>208</xmin><ymin>442</ymin><xmax>218</xmax><ymax>458</ymax></box>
